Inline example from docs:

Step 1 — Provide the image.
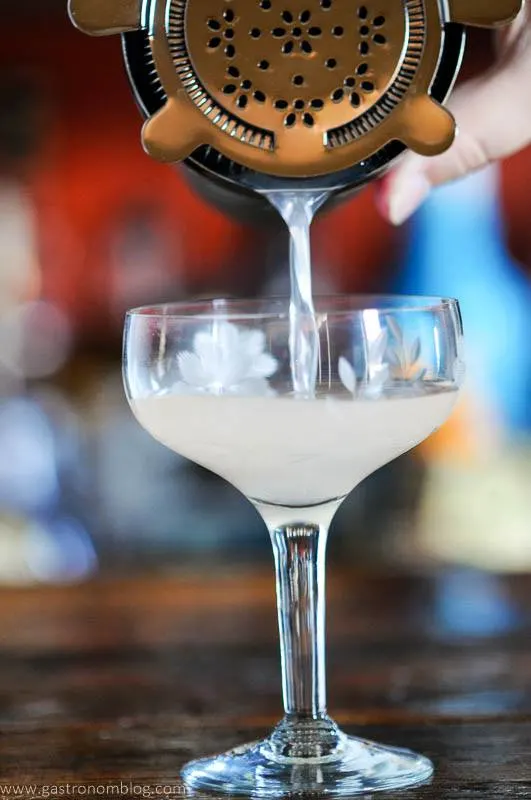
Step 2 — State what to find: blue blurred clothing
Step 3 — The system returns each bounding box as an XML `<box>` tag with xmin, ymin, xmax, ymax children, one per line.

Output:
<box><xmin>395</xmin><ymin>167</ymin><xmax>531</xmax><ymax>433</ymax></box>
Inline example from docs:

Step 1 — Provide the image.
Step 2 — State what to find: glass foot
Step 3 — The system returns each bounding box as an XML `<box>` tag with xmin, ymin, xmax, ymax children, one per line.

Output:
<box><xmin>182</xmin><ymin>723</ymin><xmax>433</xmax><ymax>797</ymax></box>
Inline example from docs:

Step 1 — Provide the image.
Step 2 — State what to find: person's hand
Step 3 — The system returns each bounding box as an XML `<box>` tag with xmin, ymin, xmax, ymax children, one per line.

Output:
<box><xmin>378</xmin><ymin>4</ymin><xmax>531</xmax><ymax>225</ymax></box>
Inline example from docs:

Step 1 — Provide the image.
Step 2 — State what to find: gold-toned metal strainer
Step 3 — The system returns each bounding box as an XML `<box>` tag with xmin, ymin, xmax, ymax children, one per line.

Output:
<box><xmin>70</xmin><ymin>0</ymin><xmax>522</xmax><ymax>179</ymax></box>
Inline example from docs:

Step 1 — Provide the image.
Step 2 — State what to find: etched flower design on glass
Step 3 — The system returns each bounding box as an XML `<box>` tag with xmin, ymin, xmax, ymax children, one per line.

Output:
<box><xmin>338</xmin><ymin>317</ymin><xmax>428</xmax><ymax>398</ymax></box>
<box><xmin>339</xmin><ymin>329</ymin><xmax>390</xmax><ymax>398</ymax></box>
<box><xmin>386</xmin><ymin>318</ymin><xmax>425</xmax><ymax>382</ymax></box>
<box><xmin>175</xmin><ymin>322</ymin><xmax>278</xmax><ymax>396</ymax></box>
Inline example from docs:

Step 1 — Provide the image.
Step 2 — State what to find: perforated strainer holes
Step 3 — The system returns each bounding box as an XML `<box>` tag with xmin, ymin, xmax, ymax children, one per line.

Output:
<box><xmin>222</xmin><ymin>69</ymin><xmax>267</xmax><ymax>111</ymax></box>
<box><xmin>326</xmin><ymin>56</ymin><xmax>375</xmax><ymax>111</ymax></box>
<box><xmin>340</xmin><ymin>61</ymin><xmax>376</xmax><ymax>107</ymax></box>
<box><xmin>338</xmin><ymin>74</ymin><xmax>365</xmax><ymax>107</ymax></box>
<box><xmin>324</xmin><ymin>8</ymin><xmax>386</xmax><ymax>120</ymax></box>
<box><xmin>357</xmin><ymin>7</ymin><xmax>387</xmax><ymax>58</ymax></box>
<box><xmin>274</xmin><ymin>93</ymin><xmax>324</xmax><ymax>129</ymax></box>
<box><xmin>168</xmin><ymin>1</ymin><xmax>278</xmax><ymax>153</ymax></box>
<box><xmin>273</xmin><ymin>9</ymin><xmax>317</xmax><ymax>56</ymax></box>
<box><xmin>206</xmin><ymin>11</ymin><xmax>236</xmax><ymax>53</ymax></box>
<box><xmin>200</xmin><ymin>0</ymin><xmax>386</xmax><ymax>134</ymax></box>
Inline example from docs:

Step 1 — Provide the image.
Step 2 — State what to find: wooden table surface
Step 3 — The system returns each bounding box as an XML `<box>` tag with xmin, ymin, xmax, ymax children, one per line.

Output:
<box><xmin>0</xmin><ymin>569</ymin><xmax>530</xmax><ymax>798</ymax></box>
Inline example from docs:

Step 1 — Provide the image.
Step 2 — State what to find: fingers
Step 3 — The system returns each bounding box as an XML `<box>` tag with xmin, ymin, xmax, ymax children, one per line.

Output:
<box><xmin>378</xmin><ymin>8</ymin><xmax>531</xmax><ymax>225</ymax></box>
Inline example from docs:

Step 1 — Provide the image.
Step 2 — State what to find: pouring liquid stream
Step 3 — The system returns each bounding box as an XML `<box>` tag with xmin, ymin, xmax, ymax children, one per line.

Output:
<box><xmin>264</xmin><ymin>190</ymin><xmax>329</xmax><ymax>398</ymax></box>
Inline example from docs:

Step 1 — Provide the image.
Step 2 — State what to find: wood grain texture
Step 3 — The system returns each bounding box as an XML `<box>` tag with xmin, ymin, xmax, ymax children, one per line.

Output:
<box><xmin>0</xmin><ymin>570</ymin><xmax>530</xmax><ymax>798</ymax></box>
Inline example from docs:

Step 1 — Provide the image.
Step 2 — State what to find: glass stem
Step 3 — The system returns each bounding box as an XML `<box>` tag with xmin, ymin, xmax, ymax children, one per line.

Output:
<box><xmin>270</xmin><ymin>522</ymin><xmax>328</xmax><ymax>719</ymax></box>
<box><xmin>257</xmin><ymin>502</ymin><xmax>345</xmax><ymax>761</ymax></box>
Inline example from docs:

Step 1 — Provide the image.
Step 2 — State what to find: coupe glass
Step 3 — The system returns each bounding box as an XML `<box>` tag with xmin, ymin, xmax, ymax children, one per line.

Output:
<box><xmin>123</xmin><ymin>295</ymin><xmax>464</xmax><ymax>797</ymax></box>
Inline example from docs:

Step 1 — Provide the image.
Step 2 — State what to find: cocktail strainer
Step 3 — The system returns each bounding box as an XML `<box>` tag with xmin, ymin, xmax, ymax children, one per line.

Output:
<box><xmin>69</xmin><ymin>0</ymin><xmax>522</xmax><ymax>196</ymax></box>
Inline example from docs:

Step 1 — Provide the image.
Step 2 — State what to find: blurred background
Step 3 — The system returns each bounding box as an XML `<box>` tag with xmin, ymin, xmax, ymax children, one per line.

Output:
<box><xmin>1</xmin><ymin>0</ymin><xmax>531</xmax><ymax>589</ymax></box>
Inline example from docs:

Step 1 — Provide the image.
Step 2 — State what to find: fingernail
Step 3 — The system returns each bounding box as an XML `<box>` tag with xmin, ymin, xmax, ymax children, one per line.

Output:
<box><xmin>387</xmin><ymin>171</ymin><xmax>431</xmax><ymax>226</ymax></box>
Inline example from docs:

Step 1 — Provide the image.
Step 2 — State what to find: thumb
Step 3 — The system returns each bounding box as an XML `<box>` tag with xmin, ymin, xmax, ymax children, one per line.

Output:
<box><xmin>380</xmin><ymin>16</ymin><xmax>531</xmax><ymax>225</ymax></box>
